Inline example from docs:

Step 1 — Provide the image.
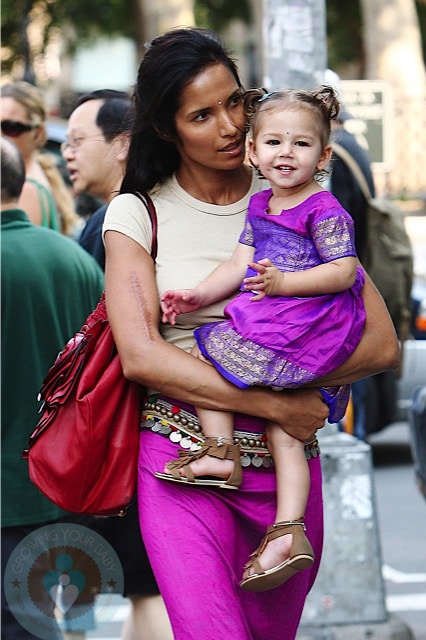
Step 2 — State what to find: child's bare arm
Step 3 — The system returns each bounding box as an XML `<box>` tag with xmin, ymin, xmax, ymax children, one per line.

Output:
<box><xmin>161</xmin><ymin>242</ymin><xmax>255</xmax><ymax>323</ymax></box>
<box><xmin>244</xmin><ymin>256</ymin><xmax>358</xmax><ymax>300</ymax></box>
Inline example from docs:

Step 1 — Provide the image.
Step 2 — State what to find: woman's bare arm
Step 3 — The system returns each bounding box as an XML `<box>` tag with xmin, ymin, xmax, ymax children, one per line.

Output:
<box><xmin>315</xmin><ymin>273</ymin><xmax>400</xmax><ymax>386</ymax></box>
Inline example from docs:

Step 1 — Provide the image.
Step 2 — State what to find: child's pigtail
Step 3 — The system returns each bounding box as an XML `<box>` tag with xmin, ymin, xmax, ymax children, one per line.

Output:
<box><xmin>314</xmin><ymin>84</ymin><xmax>340</xmax><ymax>122</ymax></box>
<box><xmin>244</xmin><ymin>88</ymin><xmax>268</xmax><ymax>121</ymax></box>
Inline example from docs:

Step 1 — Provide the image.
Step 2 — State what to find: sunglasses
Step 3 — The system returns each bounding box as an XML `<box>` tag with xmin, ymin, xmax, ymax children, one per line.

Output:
<box><xmin>1</xmin><ymin>120</ymin><xmax>37</xmax><ymax>137</ymax></box>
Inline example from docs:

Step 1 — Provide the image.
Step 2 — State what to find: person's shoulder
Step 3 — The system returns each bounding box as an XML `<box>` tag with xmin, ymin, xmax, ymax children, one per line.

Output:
<box><xmin>89</xmin><ymin>203</ymin><xmax>109</xmax><ymax>222</ymax></box>
<box><xmin>35</xmin><ymin>224</ymin><xmax>98</xmax><ymax>256</ymax></box>
<box><xmin>309</xmin><ymin>190</ymin><xmax>353</xmax><ymax>223</ymax></box>
<box><xmin>105</xmin><ymin>192</ymin><xmax>148</xmax><ymax>218</ymax></box>
<box><xmin>23</xmin><ymin>178</ymin><xmax>42</xmax><ymax>194</ymax></box>
<box><xmin>80</xmin><ymin>204</ymin><xmax>108</xmax><ymax>238</ymax></box>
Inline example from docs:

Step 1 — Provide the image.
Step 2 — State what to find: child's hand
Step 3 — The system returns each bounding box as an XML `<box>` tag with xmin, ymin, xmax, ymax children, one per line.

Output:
<box><xmin>243</xmin><ymin>258</ymin><xmax>284</xmax><ymax>300</ymax></box>
<box><xmin>160</xmin><ymin>289</ymin><xmax>202</xmax><ymax>325</ymax></box>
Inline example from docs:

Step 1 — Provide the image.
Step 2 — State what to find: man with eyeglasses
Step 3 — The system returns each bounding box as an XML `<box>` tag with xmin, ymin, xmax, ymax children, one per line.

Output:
<box><xmin>62</xmin><ymin>90</ymin><xmax>132</xmax><ymax>270</ymax></box>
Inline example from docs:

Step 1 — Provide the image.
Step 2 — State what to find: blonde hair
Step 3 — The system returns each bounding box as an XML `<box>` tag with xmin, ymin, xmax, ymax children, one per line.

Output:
<box><xmin>1</xmin><ymin>81</ymin><xmax>79</xmax><ymax>236</ymax></box>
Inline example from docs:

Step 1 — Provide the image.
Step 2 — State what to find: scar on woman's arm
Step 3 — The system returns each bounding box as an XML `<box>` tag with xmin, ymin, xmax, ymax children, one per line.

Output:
<box><xmin>130</xmin><ymin>271</ymin><xmax>156</xmax><ymax>342</ymax></box>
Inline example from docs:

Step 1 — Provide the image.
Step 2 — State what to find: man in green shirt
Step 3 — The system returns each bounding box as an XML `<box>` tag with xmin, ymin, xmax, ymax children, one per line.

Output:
<box><xmin>1</xmin><ymin>138</ymin><xmax>104</xmax><ymax>639</ymax></box>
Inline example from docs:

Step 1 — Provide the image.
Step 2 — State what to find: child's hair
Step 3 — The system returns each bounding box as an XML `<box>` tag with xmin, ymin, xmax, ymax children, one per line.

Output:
<box><xmin>244</xmin><ymin>85</ymin><xmax>340</xmax><ymax>148</ymax></box>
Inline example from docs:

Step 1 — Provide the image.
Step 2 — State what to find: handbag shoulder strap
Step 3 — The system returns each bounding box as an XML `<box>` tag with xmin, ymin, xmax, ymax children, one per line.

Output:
<box><xmin>134</xmin><ymin>191</ymin><xmax>158</xmax><ymax>260</ymax></box>
<box><xmin>331</xmin><ymin>142</ymin><xmax>373</xmax><ymax>202</ymax></box>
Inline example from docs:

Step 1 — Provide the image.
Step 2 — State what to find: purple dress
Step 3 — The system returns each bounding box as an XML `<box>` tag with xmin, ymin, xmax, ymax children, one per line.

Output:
<box><xmin>195</xmin><ymin>190</ymin><xmax>366</xmax><ymax>420</ymax></box>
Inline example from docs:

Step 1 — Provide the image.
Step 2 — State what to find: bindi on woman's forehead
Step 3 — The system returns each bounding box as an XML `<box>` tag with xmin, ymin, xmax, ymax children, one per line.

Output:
<box><xmin>217</xmin><ymin>100</ymin><xmax>223</xmax><ymax>105</ymax></box>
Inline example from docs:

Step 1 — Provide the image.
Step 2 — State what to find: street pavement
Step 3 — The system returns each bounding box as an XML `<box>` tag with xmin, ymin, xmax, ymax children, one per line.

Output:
<box><xmin>369</xmin><ymin>421</ymin><xmax>426</xmax><ymax>640</ymax></box>
<box><xmin>82</xmin><ymin>421</ymin><xmax>426</xmax><ymax>640</ymax></box>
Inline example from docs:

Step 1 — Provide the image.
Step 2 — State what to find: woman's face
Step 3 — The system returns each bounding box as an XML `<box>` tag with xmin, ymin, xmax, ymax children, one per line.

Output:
<box><xmin>173</xmin><ymin>63</ymin><xmax>247</xmax><ymax>173</ymax></box>
<box><xmin>0</xmin><ymin>97</ymin><xmax>41</xmax><ymax>161</ymax></box>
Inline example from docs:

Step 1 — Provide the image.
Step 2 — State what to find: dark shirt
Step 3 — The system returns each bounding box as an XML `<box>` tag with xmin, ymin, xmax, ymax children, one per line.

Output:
<box><xmin>78</xmin><ymin>204</ymin><xmax>108</xmax><ymax>270</ymax></box>
<box><xmin>330</xmin><ymin>127</ymin><xmax>375</xmax><ymax>262</ymax></box>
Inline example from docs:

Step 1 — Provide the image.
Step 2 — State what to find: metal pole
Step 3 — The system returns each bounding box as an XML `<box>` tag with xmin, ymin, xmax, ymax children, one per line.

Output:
<box><xmin>261</xmin><ymin>0</ymin><xmax>327</xmax><ymax>91</ymax></box>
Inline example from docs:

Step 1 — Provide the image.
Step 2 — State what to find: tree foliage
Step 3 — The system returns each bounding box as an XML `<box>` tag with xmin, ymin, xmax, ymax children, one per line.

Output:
<box><xmin>1</xmin><ymin>0</ymin><xmax>424</xmax><ymax>78</ymax></box>
<box><xmin>1</xmin><ymin>0</ymin><xmax>140</xmax><ymax>75</ymax></box>
<box><xmin>326</xmin><ymin>0</ymin><xmax>425</xmax><ymax>72</ymax></box>
<box><xmin>194</xmin><ymin>0</ymin><xmax>251</xmax><ymax>31</ymax></box>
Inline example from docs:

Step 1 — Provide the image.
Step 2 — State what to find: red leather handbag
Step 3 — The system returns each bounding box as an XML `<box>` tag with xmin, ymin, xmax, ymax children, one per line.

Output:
<box><xmin>23</xmin><ymin>193</ymin><xmax>157</xmax><ymax>516</ymax></box>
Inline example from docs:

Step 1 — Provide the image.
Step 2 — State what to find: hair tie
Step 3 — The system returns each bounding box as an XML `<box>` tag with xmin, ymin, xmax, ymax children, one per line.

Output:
<box><xmin>258</xmin><ymin>91</ymin><xmax>277</xmax><ymax>103</ymax></box>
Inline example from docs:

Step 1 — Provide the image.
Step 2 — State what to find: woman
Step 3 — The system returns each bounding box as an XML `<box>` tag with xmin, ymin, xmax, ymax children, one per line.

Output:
<box><xmin>103</xmin><ymin>28</ymin><xmax>399</xmax><ymax>640</ymax></box>
<box><xmin>1</xmin><ymin>81</ymin><xmax>79</xmax><ymax>236</ymax></box>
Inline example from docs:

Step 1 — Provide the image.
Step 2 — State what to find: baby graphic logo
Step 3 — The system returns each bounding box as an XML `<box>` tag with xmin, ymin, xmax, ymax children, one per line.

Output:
<box><xmin>43</xmin><ymin>554</ymin><xmax>86</xmax><ymax>613</ymax></box>
<box><xmin>4</xmin><ymin>523</ymin><xmax>123</xmax><ymax>640</ymax></box>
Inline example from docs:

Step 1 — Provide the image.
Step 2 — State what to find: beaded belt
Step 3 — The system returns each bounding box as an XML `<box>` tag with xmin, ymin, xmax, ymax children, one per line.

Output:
<box><xmin>140</xmin><ymin>397</ymin><xmax>320</xmax><ymax>468</ymax></box>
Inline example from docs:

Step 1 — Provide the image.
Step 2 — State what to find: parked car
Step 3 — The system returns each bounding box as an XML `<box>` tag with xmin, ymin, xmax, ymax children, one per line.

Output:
<box><xmin>410</xmin><ymin>275</ymin><xmax>426</xmax><ymax>340</ymax></box>
<box><xmin>397</xmin><ymin>275</ymin><xmax>426</xmax><ymax>419</ymax></box>
<box><xmin>408</xmin><ymin>385</ymin><xmax>426</xmax><ymax>500</ymax></box>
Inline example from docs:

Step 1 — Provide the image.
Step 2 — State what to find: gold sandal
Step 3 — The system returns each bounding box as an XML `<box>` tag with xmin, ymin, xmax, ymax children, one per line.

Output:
<box><xmin>155</xmin><ymin>436</ymin><xmax>242</xmax><ymax>490</ymax></box>
<box><xmin>240</xmin><ymin>518</ymin><xmax>314</xmax><ymax>592</ymax></box>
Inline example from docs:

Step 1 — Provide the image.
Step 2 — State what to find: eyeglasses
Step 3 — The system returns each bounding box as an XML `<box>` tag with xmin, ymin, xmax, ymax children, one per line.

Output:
<box><xmin>1</xmin><ymin>120</ymin><xmax>37</xmax><ymax>137</ymax></box>
<box><xmin>61</xmin><ymin>136</ymin><xmax>104</xmax><ymax>154</ymax></box>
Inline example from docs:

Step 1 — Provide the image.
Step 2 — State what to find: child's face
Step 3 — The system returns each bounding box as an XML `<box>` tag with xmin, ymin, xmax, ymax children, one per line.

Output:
<box><xmin>248</xmin><ymin>107</ymin><xmax>331</xmax><ymax>192</ymax></box>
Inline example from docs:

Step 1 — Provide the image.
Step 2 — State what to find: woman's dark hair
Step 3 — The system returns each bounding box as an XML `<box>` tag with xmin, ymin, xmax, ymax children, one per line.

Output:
<box><xmin>120</xmin><ymin>27</ymin><xmax>242</xmax><ymax>194</ymax></box>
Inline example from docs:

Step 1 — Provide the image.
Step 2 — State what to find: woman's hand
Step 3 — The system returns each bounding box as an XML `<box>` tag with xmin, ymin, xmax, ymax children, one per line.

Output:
<box><xmin>267</xmin><ymin>388</ymin><xmax>329</xmax><ymax>441</ymax></box>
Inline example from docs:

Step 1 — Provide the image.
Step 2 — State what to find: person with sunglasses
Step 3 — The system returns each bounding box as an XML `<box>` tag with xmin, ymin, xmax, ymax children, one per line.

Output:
<box><xmin>1</xmin><ymin>81</ymin><xmax>79</xmax><ymax>236</ymax></box>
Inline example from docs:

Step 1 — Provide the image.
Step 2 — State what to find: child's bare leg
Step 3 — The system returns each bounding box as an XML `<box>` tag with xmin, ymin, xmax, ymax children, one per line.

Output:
<box><xmin>162</xmin><ymin>343</ymin><xmax>237</xmax><ymax>480</ymax></box>
<box><xmin>185</xmin><ymin>405</ymin><xmax>236</xmax><ymax>479</ymax></box>
<box><xmin>248</xmin><ymin>421</ymin><xmax>310</xmax><ymax>574</ymax></box>
<box><xmin>268</xmin><ymin>421</ymin><xmax>310</xmax><ymax>522</ymax></box>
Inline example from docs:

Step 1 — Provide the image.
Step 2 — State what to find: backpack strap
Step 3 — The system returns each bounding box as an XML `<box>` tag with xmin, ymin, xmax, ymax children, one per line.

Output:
<box><xmin>331</xmin><ymin>143</ymin><xmax>373</xmax><ymax>202</ymax></box>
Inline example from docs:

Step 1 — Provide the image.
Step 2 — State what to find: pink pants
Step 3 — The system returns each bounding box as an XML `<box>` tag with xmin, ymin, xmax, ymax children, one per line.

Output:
<box><xmin>137</xmin><ymin>401</ymin><xmax>323</xmax><ymax>640</ymax></box>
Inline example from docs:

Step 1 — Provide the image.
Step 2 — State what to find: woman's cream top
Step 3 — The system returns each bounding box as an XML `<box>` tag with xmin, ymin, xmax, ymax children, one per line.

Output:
<box><xmin>103</xmin><ymin>171</ymin><xmax>266</xmax><ymax>353</ymax></box>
